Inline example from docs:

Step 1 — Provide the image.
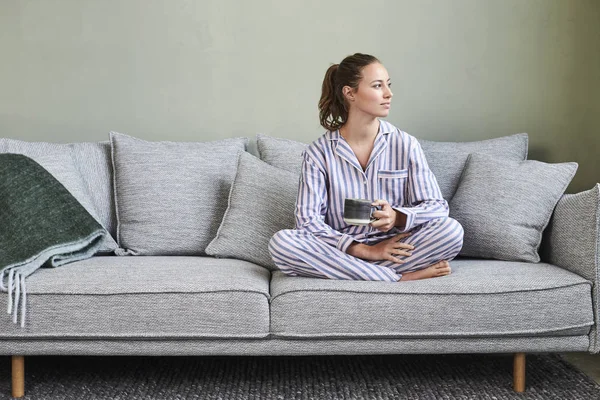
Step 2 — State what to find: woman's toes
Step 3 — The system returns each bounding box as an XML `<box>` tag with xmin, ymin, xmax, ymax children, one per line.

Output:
<box><xmin>436</xmin><ymin>262</ymin><xmax>451</xmax><ymax>276</ymax></box>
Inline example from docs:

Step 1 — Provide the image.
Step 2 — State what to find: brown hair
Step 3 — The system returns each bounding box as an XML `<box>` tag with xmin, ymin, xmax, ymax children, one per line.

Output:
<box><xmin>318</xmin><ymin>53</ymin><xmax>380</xmax><ymax>131</ymax></box>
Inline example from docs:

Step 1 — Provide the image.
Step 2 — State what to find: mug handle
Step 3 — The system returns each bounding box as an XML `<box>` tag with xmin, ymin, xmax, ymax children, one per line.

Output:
<box><xmin>369</xmin><ymin>205</ymin><xmax>382</xmax><ymax>222</ymax></box>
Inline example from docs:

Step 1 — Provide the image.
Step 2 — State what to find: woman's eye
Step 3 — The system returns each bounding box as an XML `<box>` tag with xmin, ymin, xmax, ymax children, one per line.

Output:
<box><xmin>374</xmin><ymin>84</ymin><xmax>381</xmax><ymax>88</ymax></box>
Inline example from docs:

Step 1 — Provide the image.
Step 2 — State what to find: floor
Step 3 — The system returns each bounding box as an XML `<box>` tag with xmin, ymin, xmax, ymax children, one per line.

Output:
<box><xmin>560</xmin><ymin>352</ymin><xmax>600</xmax><ymax>383</ymax></box>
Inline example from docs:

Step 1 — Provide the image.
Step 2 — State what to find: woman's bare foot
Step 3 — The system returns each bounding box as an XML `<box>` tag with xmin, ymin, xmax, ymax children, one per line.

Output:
<box><xmin>399</xmin><ymin>260</ymin><xmax>451</xmax><ymax>281</ymax></box>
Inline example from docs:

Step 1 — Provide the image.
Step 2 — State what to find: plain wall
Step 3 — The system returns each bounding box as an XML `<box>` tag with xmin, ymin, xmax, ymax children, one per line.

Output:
<box><xmin>1</xmin><ymin>0</ymin><xmax>598</xmax><ymax>193</ymax></box>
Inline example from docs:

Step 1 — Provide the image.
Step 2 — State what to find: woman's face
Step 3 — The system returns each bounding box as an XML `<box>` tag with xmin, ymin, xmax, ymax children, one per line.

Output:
<box><xmin>344</xmin><ymin>62</ymin><xmax>393</xmax><ymax>118</ymax></box>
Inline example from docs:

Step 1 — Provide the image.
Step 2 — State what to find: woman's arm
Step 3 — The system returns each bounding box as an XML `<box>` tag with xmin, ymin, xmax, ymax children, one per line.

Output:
<box><xmin>295</xmin><ymin>151</ymin><xmax>357</xmax><ymax>252</ymax></box>
<box><xmin>391</xmin><ymin>138</ymin><xmax>449</xmax><ymax>232</ymax></box>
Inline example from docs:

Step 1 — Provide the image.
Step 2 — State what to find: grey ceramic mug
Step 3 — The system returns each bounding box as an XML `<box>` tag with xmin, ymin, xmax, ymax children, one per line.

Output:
<box><xmin>343</xmin><ymin>198</ymin><xmax>381</xmax><ymax>226</ymax></box>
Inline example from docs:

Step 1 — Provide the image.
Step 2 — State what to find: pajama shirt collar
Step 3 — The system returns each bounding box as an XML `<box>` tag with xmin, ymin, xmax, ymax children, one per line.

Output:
<box><xmin>326</xmin><ymin>119</ymin><xmax>395</xmax><ymax>174</ymax></box>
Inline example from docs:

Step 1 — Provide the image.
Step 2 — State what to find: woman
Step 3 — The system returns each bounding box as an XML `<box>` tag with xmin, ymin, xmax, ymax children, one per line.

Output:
<box><xmin>269</xmin><ymin>53</ymin><xmax>464</xmax><ymax>282</ymax></box>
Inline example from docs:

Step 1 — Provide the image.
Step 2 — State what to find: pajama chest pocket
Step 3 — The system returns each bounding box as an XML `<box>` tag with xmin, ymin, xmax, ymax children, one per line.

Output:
<box><xmin>378</xmin><ymin>169</ymin><xmax>408</xmax><ymax>202</ymax></box>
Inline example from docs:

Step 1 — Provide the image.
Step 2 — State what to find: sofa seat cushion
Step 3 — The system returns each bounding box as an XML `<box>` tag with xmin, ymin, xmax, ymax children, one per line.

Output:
<box><xmin>0</xmin><ymin>257</ymin><xmax>271</xmax><ymax>339</ymax></box>
<box><xmin>270</xmin><ymin>259</ymin><xmax>594</xmax><ymax>339</ymax></box>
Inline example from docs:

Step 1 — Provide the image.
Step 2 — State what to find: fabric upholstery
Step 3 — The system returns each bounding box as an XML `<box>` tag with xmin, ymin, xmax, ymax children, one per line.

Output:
<box><xmin>1</xmin><ymin>133</ymin><xmax>596</xmax><ymax>358</ymax></box>
<box><xmin>256</xmin><ymin>134</ymin><xmax>307</xmax><ymax>175</ymax></box>
<box><xmin>205</xmin><ymin>152</ymin><xmax>298</xmax><ymax>270</ymax></box>
<box><xmin>0</xmin><ymin>138</ymin><xmax>118</xmax><ymax>252</ymax></box>
<box><xmin>450</xmin><ymin>153</ymin><xmax>577</xmax><ymax>262</ymax></box>
<box><xmin>0</xmin><ymin>336</ymin><xmax>589</xmax><ymax>356</ymax></box>
<box><xmin>70</xmin><ymin>141</ymin><xmax>117</xmax><ymax>240</ymax></box>
<box><xmin>0</xmin><ymin>256</ymin><xmax>270</xmax><ymax>338</ymax></box>
<box><xmin>110</xmin><ymin>132</ymin><xmax>247</xmax><ymax>255</ymax></box>
<box><xmin>270</xmin><ymin>258</ymin><xmax>593</xmax><ymax>339</ymax></box>
<box><xmin>541</xmin><ymin>184</ymin><xmax>600</xmax><ymax>353</ymax></box>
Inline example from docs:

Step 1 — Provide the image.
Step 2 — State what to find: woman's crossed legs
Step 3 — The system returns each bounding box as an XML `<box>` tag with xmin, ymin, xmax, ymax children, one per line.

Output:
<box><xmin>269</xmin><ymin>217</ymin><xmax>463</xmax><ymax>282</ymax></box>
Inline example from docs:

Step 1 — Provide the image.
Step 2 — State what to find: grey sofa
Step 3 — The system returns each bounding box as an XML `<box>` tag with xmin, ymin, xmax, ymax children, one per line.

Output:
<box><xmin>1</xmin><ymin>132</ymin><xmax>598</xmax><ymax>398</ymax></box>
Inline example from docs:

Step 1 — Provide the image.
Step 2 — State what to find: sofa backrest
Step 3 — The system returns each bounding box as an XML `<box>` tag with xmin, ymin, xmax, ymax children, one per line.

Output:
<box><xmin>70</xmin><ymin>141</ymin><xmax>117</xmax><ymax>239</ymax></box>
<box><xmin>1</xmin><ymin>130</ymin><xmax>533</xmax><ymax>259</ymax></box>
<box><xmin>1</xmin><ymin>135</ymin><xmax>261</xmax><ymax>255</ymax></box>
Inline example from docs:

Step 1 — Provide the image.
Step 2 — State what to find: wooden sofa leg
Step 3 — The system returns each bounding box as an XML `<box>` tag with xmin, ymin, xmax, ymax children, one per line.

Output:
<box><xmin>12</xmin><ymin>355</ymin><xmax>25</xmax><ymax>398</ymax></box>
<box><xmin>513</xmin><ymin>352</ymin><xmax>526</xmax><ymax>392</ymax></box>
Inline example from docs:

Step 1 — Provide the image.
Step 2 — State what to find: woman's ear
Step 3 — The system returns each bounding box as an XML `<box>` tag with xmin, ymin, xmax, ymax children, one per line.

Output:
<box><xmin>342</xmin><ymin>86</ymin><xmax>355</xmax><ymax>102</ymax></box>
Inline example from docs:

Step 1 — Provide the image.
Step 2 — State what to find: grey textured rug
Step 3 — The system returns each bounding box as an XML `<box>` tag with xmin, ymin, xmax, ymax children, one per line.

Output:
<box><xmin>1</xmin><ymin>353</ymin><xmax>598</xmax><ymax>399</ymax></box>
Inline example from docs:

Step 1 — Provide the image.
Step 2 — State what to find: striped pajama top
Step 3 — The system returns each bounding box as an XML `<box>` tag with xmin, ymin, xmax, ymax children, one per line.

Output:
<box><xmin>296</xmin><ymin>119</ymin><xmax>448</xmax><ymax>253</ymax></box>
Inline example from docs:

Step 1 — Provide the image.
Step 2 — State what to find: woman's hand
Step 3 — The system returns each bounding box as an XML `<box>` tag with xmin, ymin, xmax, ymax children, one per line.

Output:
<box><xmin>370</xmin><ymin>199</ymin><xmax>400</xmax><ymax>232</ymax></box>
<box><xmin>358</xmin><ymin>232</ymin><xmax>415</xmax><ymax>263</ymax></box>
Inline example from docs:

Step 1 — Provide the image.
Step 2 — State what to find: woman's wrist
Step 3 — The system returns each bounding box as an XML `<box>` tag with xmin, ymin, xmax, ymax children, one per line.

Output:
<box><xmin>347</xmin><ymin>242</ymin><xmax>369</xmax><ymax>259</ymax></box>
<box><xmin>394</xmin><ymin>209</ymin><xmax>407</xmax><ymax>229</ymax></box>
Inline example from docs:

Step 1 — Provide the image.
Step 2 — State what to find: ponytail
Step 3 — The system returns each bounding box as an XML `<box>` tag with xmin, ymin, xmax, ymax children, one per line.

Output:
<box><xmin>318</xmin><ymin>64</ymin><xmax>346</xmax><ymax>131</ymax></box>
<box><xmin>317</xmin><ymin>53</ymin><xmax>380</xmax><ymax>131</ymax></box>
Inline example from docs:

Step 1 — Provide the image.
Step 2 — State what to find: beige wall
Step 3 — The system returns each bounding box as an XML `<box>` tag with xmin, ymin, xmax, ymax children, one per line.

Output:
<box><xmin>1</xmin><ymin>0</ymin><xmax>598</xmax><ymax>193</ymax></box>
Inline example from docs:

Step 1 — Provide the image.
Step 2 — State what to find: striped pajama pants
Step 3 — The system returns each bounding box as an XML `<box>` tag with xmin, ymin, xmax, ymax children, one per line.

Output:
<box><xmin>268</xmin><ymin>217</ymin><xmax>464</xmax><ymax>282</ymax></box>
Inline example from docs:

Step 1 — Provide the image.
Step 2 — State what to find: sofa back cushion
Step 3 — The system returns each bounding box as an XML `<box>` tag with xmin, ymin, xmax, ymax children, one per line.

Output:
<box><xmin>257</xmin><ymin>132</ymin><xmax>529</xmax><ymax>202</ymax></box>
<box><xmin>0</xmin><ymin>138</ymin><xmax>118</xmax><ymax>253</ymax></box>
<box><xmin>70</xmin><ymin>141</ymin><xmax>117</xmax><ymax>240</ymax></box>
<box><xmin>256</xmin><ymin>134</ymin><xmax>307</xmax><ymax>175</ymax></box>
<box><xmin>205</xmin><ymin>152</ymin><xmax>298</xmax><ymax>270</ymax></box>
<box><xmin>449</xmin><ymin>153</ymin><xmax>578</xmax><ymax>262</ymax></box>
<box><xmin>419</xmin><ymin>133</ymin><xmax>528</xmax><ymax>201</ymax></box>
<box><xmin>110</xmin><ymin>132</ymin><xmax>247</xmax><ymax>256</ymax></box>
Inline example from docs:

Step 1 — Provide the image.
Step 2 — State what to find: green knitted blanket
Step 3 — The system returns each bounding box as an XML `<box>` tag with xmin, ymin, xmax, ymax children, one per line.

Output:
<box><xmin>0</xmin><ymin>153</ymin><xmax>107</xmax><ymax>327</ymax></box>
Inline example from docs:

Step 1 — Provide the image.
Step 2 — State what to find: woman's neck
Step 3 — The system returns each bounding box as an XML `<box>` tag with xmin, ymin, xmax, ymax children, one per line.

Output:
<box><xmin>339</xmin><ymin>114</ymin><xmax>380</xmax><ymax>145</ymax></box>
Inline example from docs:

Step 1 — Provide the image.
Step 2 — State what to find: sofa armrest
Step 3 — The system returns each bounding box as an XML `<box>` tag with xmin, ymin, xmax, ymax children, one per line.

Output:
<box><xmin>541</xmin><ymin>184</ymin><xmax>600</xmax><ymax>353</ymax></box>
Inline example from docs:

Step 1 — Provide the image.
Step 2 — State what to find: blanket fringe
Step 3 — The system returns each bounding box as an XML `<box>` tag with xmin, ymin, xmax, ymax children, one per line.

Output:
<box><xmin>20</xmin><ymin>273</ymin><xmax>26</xmax><ymax>327</ymax></box>
<box><xmin>2</xmin><ymin>269</ymin><xmax>27</xmax><ymax>327</ymax></box>
<box><xmin>7</xmin><ymin>269</ymin><xmax>13</xmax><ymax>314</ymax></box>
<box><xmin>14</xmin><ymin>270</ymin><xmax>20</xmax><ymax>324</ymax></box>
